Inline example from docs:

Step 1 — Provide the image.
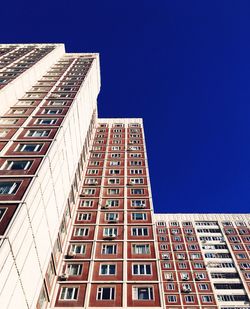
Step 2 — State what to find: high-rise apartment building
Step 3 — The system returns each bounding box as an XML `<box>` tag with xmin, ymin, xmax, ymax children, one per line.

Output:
<box><xmin>0</xmin><ymin>44</ymin><xmax>249</xmax><ymax>309</ymax></box>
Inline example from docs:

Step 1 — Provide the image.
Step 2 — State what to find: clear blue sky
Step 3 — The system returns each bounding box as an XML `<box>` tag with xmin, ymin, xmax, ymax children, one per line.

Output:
<box><xmin>1</xmin><ymin>1</ymin><xmax>250</xmax><ymax>213</ymax></box>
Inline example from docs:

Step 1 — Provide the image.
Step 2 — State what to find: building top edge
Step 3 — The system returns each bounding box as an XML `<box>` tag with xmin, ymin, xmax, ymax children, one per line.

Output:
<box><xmin>98</xmin><ymin>118</ymin><xmax>143</xmax><ymax>123</ymax></box>
<box><xmin>154</xmin><ymin>213</ymin><xmax>250</xmax><ymax>220</ymax></box>
<box><xmin>0</xmin><ymin>43</ymin><xmax>64</xmax><ymax>46</ymax></box>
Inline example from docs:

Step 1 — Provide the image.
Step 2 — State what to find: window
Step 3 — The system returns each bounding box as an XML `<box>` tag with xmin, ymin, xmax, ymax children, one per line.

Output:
<box><xmin>195</xmin><ymin>273</ymin><xmax>206</xmax><ymax>280</ymax></box>
<box><xmin>85</xmin><ymin>178</ymin><xmax>98</xmax><ymax>185</ymax></box>
<box><xmin>0</xmin><ymin>118</ymin><xmax>18</xmax><ymax>125</ymax></box>
<box><xmin>0</xmin><ymin>129</ymin><xmax>9</xmax><ymax>137</ymax></box>
<box><xmin>60</xmin><ymin>287</ymin><xmax>78</xmax><ymax>300</ymax></box>
<box><xmin>130</xmin><ymin>161</ymin><xmax>142</xmax><ymax>166</ymax></box>
<box><xmin>87</xmin><ymin>169</ymin><xmax>98</xmax><ymax>175</ymax></box>
<box><xmin>130</xmin><ymin>178</ymin><xmax>144</xmax><ymax>184</ymax></box>
<box><xmin>193</xmin><ymin>262</ymin><xmax>204</xmax><ymax>269</ymax></box>
<box><xmin>78</xmin><ymin>213</ymin><xmax>91</xmax><ymax>221</ymax></box>
<box><xmin>108</xmin><ymin>178</ymin><xmax>120</xmax><ymax>184</ymax></box>
<box><xmin>198</xmin><ymin>284</ymin><xmax>209</xmax><ymax>290</ymax></box>
<box><xmin>110</xmin><ymin>161</ymin><xmax>120</xmax><ymax>166</ymax></box>
<box><xmin>26</xmin><ymin>130</ymin><xmax>50</xmax><ymax>137</ymax></box>
<box><xmin>105</xmin><ymin>213</ymin><xmax>118</xmax><ymax>222</ymax></box>
<box><xmin>0</xmin><ymin>182</ymin><xmax>20</xmax><ymax>194</ymax></box>
<box><xmin>70</xmin><ymin>244</ymin><xmax>86</xmax><ymax>255</ymax></box>
<box><xmin>83</xmin><ymin>189</ymin><xmax>95</xmax><ymax>195</ymax></box>
<box><xmin>217</xmin><ymin>294</ymin><xmax>249</xmax><ymax>302</ymax></box>
<box><xmin>167</xmin><ymin>295</ymin><xmax>177</xmax><ymax>303</ymax></box>
<box><xmin>108</xmin><ymin>189</ymin><xmax>119</xmax><ymax>195</ymax></box>
<box><xmin>81</xmin><ymin>200</ymin><xmax>93</xmax><ymax>207</ymax></box>
<box><xmin>99</xmin><ymin>264</ymin><xmax>116</xmax><ymax>275</ymax></box>
<box><xmin>130</xmin><ymin>153</ymin><xmax>141</xmax><ymax>158</ymax></box>
<box><xmin>132</xmin><ymin>244</ymin><xmax>150</xmax><ymax>254</ymax></box>
<box><xmin>2</xmin><ymin>160</ymin><xmax>31</xmax><ymax>170</ymax></box>
<box><xmin>132</xmin><ymin>213</ymin><xmax>147</xmax><ymax>221</ymax></box>
<box><xmin>163</xmin><ymin>262</ymin><xmax>172</xmax><ymax>269</ymax></box>
<box><xmin>180</xmin><ymin>273</ymin><xmax>189</xmax><ymax>280</ymax></box>
<box><xmin>43</xmin><ymin>108</ymin><xmax>62</xmax><ymax>114</ymax></box>
<box><xmin>35</xmin><ymin>118</ymin><xmax>57</xmax><ymax>125</ymax></box>
<box><xmin>106</xmin><ymin>200</ymin><xmax>119</xmax><ymax>207</ymax></box>
<box><xmin>201</xmin><ymin>295</ymin><xmax>213</xmax><ymax>303</ymax></box>
<box><xmin>132</xmin><ymin>264</ymin><xmax>151</xmax><ymax>275</ymax></box>
<box><xmin>97</xmin><ymin>287</ymin><xmax>115</xmax><ymax>300</ymax></box>
<box><xmin>74</xmin><ymin>228</ymin><xmax>89</xmax><ymax>236</ymax></box>
<box><xmin>109</xmin><ymin>169</ymin><xmax>120</xmax><ymax>175</ymax></box>
<box><xmin>131</xmin><ymin>200</ymin><xmax>146</xmax><ymax>207</ymax></box>
<box><xmin>103</xmin><ymin>227</ymin><xmax>118</xmax><ymax>237</ymax></box>
<box><xmin>111</xmin><ymin>153</ymin><xmax>120</xmax><ymax>158</ymax></box>
<box><xmin>66</xmin><ymin>264</ymin><xmax>83</xmax><ymax>276</ymax></box>
<box><xmin>132</xmin><ymin>287</ymin><xmax>153</xmax><ymax>300</ymax></box>
<box><xmin>132</xmin><ymin>227</ymin><xmax>149</xmax><ymax>236</ymax></box>
<box><xmin>131</xmin><ymin>189</ymin><xmax>144</xmax><ymax>195</ymax></box>
<box><xmin>0</xmin><ymin>208</ymin><xmax>6</xmax><ymax>220</ymax></box>
<box><xmin>185</xmin><ymin>295</ymin><xmax>194</xmax><ymax>303</ymax></box>
<box><xmin>130</xmin><ymin>169</ymin><xmax>143</xmax><ymax>174</ymax></box>
<box><xmin>89</xmin><ymin>161</ymin><xmax>100</xmax><ymax>166</ymax></box>
<box><xmin>16</xmin><ymin>143</ymin><xmax>42</xmax><ymax>152</ymax></box>
<box><xmin>102</xmin><ymin>244</ymin><xmax>117</xmax><ymax>254</ymax></box>
<box><xmin>178</xmin><ymin>262</ymin><xmax>188</xmax><ymax>269</ymax></box>
<box><xmin>166</xmin><ymin>283</ymin><xmax>175</xmax><ymax>290</ymax></box>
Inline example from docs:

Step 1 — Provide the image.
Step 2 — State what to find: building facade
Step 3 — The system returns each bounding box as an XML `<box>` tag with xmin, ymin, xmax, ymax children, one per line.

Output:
<box><xmin>0</xmin><ymin>44</ymin><xmax>249</xmax><ymax>309</ymax></box>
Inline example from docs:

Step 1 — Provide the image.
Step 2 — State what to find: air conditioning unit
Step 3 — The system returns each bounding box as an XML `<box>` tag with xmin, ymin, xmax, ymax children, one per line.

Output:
<box><xmin>162</xmin><ymin>255</ymin><xmax>170</xmax><ymax>260</ymax></box>
<box><xmin>165</xmin><ymin>275</ymin><xmax>173</xmax><ymax>281</ymax></box>
<box><xmin>182</xmin><ymin>276</ymin><xmax>189</xmax><ymax>281</ymax></box>
<box><xmin>65</xmin><ymin>251</ymin><xmax>75</xmax><ymax>258</ymax></box>
<box><xmin>108</xmin><ymin>218</ymin><xmax>118</xmax><ymax>223</ymax></box>
<box><xmin>102</xmin><ymin>204</ymin><xmax>110</xmax><ymax>209</ymax></box>
<box><xmin>58</xmin><ymin>273</ymin><xmax>69</xmax><ymax>281</ymax></box>
<box><xmin>178</xmin><ymin>256</ymin><xmax>184</xmax><ymax>260</ymax></box>
<box><xmin>104</xmin><ymin>233</ymin><xmax>116</xmax><ymax>239</ymax></box>
<box><xmin>135</xmin><ymin>203</ymin><xmax>145</xmax><ymax>208</ymax></box>
<box><xmin>182</xmin><ymin>287</ymin><xmax>191</xmax><ymax>293</ymax></box>
<box><xmin>195</xmin><ymin>275</ymin><xmax>201</xmax><ymax>281</ymax></box>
